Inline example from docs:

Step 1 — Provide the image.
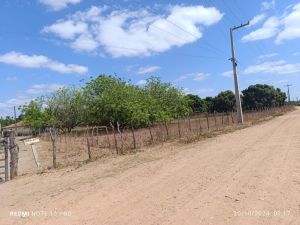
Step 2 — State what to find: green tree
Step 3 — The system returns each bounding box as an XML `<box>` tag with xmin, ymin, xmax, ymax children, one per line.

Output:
<box><xmin>275</xmin><ymin>88</ymin><xmax>287</xmax><ymax>106</ymax></box>
<box><xmin>0</xmin><ymin>116</ymin><xmax>16</xmax><ymax>127</ymax></box>
<box><xmin>47</xmin><ymin>87</ymin><xmax>85</xmax><ymax>132</ymax></box>
<box><xmin>20</xmin><ymin>98</ymin><xmax>50</xmax><ymax>129</ymax></box>
<box><xmin>84</xmin><ymin>75</ymin><xmax>136</xmax><ymax>126</ymax></box>
<box><xmin>143</xmin><ymin>77</ymin><xmax>191</xmax><ymax>121</ymax></box>
<box><xmin>204</xmin><ymin>97</ymin><xmax>215</xmax><ymax>113</ymax></box>
<box><xmin>84</xmin><ymin>75</ymin><xmax>190</xmax><ymax>127</ymax></box>
<box><xmin>185</xmin><ymin>94</ymin><xmax>207</xmax><ymax>112</ymax></box>
<box><xmin>213</xmin><ymin>90</ymin><xmax>236</xmax><ymax>112</ymax></box>
<box><xmin>124</xmin><ymin>86</ymin><xmax>152</xmax><ymax>127</ymax></box>
<box><xmin>242</xmin><ymin>84</ymin><xmax>286</xmax><ymax>109</ymax></box>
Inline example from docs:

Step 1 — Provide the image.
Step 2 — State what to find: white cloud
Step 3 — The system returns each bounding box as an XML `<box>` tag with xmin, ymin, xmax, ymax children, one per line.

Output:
<box><xmin>261</xmin><ymin>0</ymin><xmax>275</xmax><ymax>11</ymax></box>
<box><xmin>39</xmin><ymin>0</ymin><xmax>81</xmax><ymax>11</ymax></box>
<box><xmin>244</xmin><ymin>60</ymin><xmax>300</xmax><ymax>75</ymax></box>
<box><xmin>276</xmin><ymin>3</ymin><xmax>300</xmax><ymax>43</ymax></box>
<box><xmin>136</xmin><ymin>80</ymin><xmax>147</xmax><ymax>86</ymax></box>
<box><xmin>43</xmin><ymin>20</ymin><xmax>88</xmax><ymax>40</ymax></box>
<box><xmin>43</xmin><ymin>4</ymin><xmax>223</xmax><ymax>57</ymax></box>
<box><xmin>242</xmin><ymin>17</ymin><xmax>280</xmax><ymax>42</ymax></box>
<box><xmin>249</xmin><ymin>14</ymin><xmax>267</xmax><ymax>27</ymax></box>
<box><xmin>6</xmin><ymin>76</ymin><xmax>18</xmax><ymax>81</ymax></box>
<box><xmin>0</xmin><ymin>96</ymin><xmax>32</xmax><ymax>110</ymax></box>
<box><xmin>192</xmin><ymin>72</ymin><xmax>210</xmax><ymax>81</ymax></box>
<box><xmin>274</xmin><ymin>79</ymin><xmax>289</xmax><ymax>84</ymax></box>
<box><xmin>26</xmin><ymin>84</ymin><xmax>65</xmax><ymax>94</ymax></box>
<box><xmin>173</xmin><ymin>75</ymin><xmax>189</xmax><ymax>83</ymax></box>
<box><xmin>70</xmin><ymin>34</ymin><xmax>99</xmax><ymax>52</ymax></box>
<box><xmin>258</xmin><ymin>53</ymin><xmax>279</xmax><ymax>59</ymax></box>
<box><xmin>184</xmin><ymin>88</ymin><xmax>214</xmax><ymax>95</ymax></box>
<box><xmin>174</xmin><ymin>72</ymin><xmax>210</xmax><ymax>82</ymax></box>
<box><xmin>243</xmin><ymin>2</ymin><xmax>300</xmax><ymax>44</ymax></box>
<box><xmin>0</xmin><ymin>51</ymin><xmax>88</xmax><ymax>74</ymax></box>
<box><xmin>0</xmin><ymin>83</ymin><xmax>66</xmax><ymax>116</ymax></box>
<box><xmin>221</xmin><ymin>70</ymin><xmax>232</xmax><ymax>77</ymax></box>
<box><xmin>137</xmin><ymin>66</ymin><xmax>161</xmax><ymax>75</ymax></box>
<box><xmin>125</xmin><ymin>65</ymin><xmax>161</xmax><ymax>75</ymax></box>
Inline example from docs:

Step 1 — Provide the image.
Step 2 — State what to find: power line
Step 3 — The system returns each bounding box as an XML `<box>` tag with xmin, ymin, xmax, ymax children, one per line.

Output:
<box><xmin>221</xmin><ymin>0</ymin><xmax>265</xmax><ymax>58</ymax></box>
<box><xmin>212</xmin><ymin>0</ymin><xmax>277</xmax><ymax>72</ymax></box>
<box><xmin>201</xmin><ymin>0</ymin><xmax>229</xmax><ymax>45</ymax></box>
<box><xmin>212</xmin><ymin>0</ymin><xmax>262</xmax><ymax>63</ymax></box>
<box><xmin>103</xmin><ymin>45</ymin><xmax>224</xmax><ymax>60</ymax></box>
<box><xmin>205</xmin><ymin>0</ymin><xmax>249</xmax><ymax>70</ymax></box>
<box><xmin>231</xmin><ymin>0</ymin><xmax>271</xmax><ymax>55</ymax></box>
<box><xmin>102</xmin><ymin>0</ymin><xmax>228</xmax><ymax>57</ymax></box>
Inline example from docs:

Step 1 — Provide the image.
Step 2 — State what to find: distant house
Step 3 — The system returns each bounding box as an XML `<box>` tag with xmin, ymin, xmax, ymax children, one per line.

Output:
<box><xmin>2</xmin><ymin>121</ymin><xmax>32</xmax><ymax>136</ymax></box>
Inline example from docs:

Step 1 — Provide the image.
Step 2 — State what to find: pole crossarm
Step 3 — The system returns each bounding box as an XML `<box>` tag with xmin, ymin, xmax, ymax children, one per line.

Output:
<box><xmin>232</xmin><ymin>21</ymin><xmax>250</xmax><ymax>31</ymax></box>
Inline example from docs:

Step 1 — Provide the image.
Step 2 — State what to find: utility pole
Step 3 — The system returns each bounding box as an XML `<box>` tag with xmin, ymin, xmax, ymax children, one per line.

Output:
<box><xmin>230</xmin><ymin>21</ymin><xmax>249</xmax><ymax>124</ymax></box>
<box><xmin>13</xmin><ymin>106</ymin><xmax>17</xmax><ymax>134</ymax></box>
<box><xmin>285</xmin><ymin>84</ymin><xmax>292</xmax><ymax>103</ymax></box>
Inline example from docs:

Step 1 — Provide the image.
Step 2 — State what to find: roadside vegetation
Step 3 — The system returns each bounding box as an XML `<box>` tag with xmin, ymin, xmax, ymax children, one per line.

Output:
<box><xmin>20</xmin><ymin>75</ymin><xmax>287</xmax><ymax>132</ymax></box>
<box><xmin>0</xmin><ymin>116</ymin><xmax>21</xmax><ymax>127</ymax></box>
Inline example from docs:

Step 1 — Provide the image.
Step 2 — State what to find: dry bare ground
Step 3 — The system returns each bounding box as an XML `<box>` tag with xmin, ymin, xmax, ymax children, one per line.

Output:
<box><xmin>1</xmin><ymin>108</ymin><xmax>300</xmax><ymax>225</ymax></box>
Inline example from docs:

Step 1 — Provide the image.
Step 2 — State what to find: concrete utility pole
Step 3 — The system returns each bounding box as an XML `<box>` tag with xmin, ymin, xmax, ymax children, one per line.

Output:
<box><xmin>14</xmin><ymin>106</ymin><xmax>18</xmax><ymax>136</ymax></box>
<box><xmin>285</xmin><ymin>85</ymin><xmax>292</xmax><ymax>103</ymax></box>
<box><xmin>230</xmin><ymin>21</ymin><xmax>249</xmax><ymax>124</ymax></box>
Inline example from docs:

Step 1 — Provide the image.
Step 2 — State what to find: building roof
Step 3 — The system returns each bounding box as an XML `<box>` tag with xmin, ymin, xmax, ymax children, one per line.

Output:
<box><xmin>2</xmin><ymin>121</ymin><xmax>25</xmax><ymax>129</ymax></box>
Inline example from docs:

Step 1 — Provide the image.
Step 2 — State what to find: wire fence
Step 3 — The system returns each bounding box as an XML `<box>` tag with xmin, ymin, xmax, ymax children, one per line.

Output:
<box><xmin>36</xmin><ymin>106</ymin><xmax>294</xmax><ymax>169</ymax></box>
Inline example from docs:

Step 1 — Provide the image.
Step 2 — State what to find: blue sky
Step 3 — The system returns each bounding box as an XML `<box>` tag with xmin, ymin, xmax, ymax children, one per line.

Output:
<box><xmin>0</xmin><ymin>0</ymin><xmax>300</xmax><ymax>116</ymax></box>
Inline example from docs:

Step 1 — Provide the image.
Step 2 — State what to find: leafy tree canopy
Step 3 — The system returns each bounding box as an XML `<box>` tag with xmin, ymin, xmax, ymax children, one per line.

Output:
<box><xmin>20</xmin><ymin>97</ymin><xmax>50</xmax><ymax>129</ymax></box>
<box><xmin>213</xmin><ymin>90</ymin><xmax>236</xmax><ymax>113</ymax></box>
<box><xmin>19</xmin><ymin>76</ymin><xmax>288</xmax><ymax>132</ymax></box>
<box><xmin>185</xmin><ymin>94</ymin><xmax>207</xmax><ymax>113</ymax></box>
<box><xmin>242</xmin><ymin>84</ymin><xmax>287</xmax><ymax>109</ymax></box>
<box><xmin>0</xmin><ymin>116</ymin><xmax>16</xmax><ymax>127</ymax></box>
<box><xmin>47</xmin><ymin>87</ymin><xmax>86</xmax><ymax>132</ymax></box>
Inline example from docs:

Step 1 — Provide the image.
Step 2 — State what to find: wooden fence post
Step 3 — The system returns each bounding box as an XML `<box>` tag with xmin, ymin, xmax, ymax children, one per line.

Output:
<box><xmin>177</xmin><ymin>118</ymin><xmax>181</xmax><ymax>138</ymax></box>
<box><xmin>188</xmin><ymin>117</ymin><xmax>192</xmax><ymax>132</ymax></box>
<box><xmin>49</xmin><ymin>128</ymin><xmax>57</xmax><ymax>169</ymax></box>
<box><xmin>206</xmin><ymin>114</ymin><xmax>210</xmax><ymax>131</ymax></box>
<box><xmin>227</xmin><ymin>112</ymin><xmax>230</xmax><ymax>125</ymax></box>
<box><xmin>8</xmin><ymin>131</ymin><xmax>19</xmax><ymax>180</ymax></box>
<box><xmin>117</xmin><ymin>122</ymin><xmax>124</xmax><ymax>154</ymax></box>
<box><xmin>148</xmin><ymin>126</ymin><xmax>154</xmax><ymax>144</ymax></box>
<box><xmin>214</xmin><ymin>112</ymin><xmax>217</xmax><ymax>128</ymax></box>
<box><xmin>164</xmin><ymin>122</ymin><xmax>169</xmax><ymax>139</ymax></box>
<box><xmin>110</xmin><ymin>123</ymin><xmax>118</xmax><ymax>154</ymax></box>
<box><xmin>104</xmin><ymin>127</ymin><xmax>111</xmax><ymax>149</ymax></box>
<box><xmin>198</xmin><ymin>116</ymin><xmax>202</xmax><ymax>134</ymax></box>
<box><xmin>84</xmin><ymin>126</ymin><xmax>92</xmax><ymax>160</ymax></box>
<box><xmin>221</xmin><ymin>113</ymin><xmax>224</xmax><ymax>126</ymax></box>
<box><xmin>4</xmin><ymin>137</ymin><xmax>9</xmax><ymax>182</ymax></box>
<box><xmin>96</xmin><ymin>127</ymin><xmax>99</xmax><ymax>146</ymax></box>
<box><xmin>86</xmin><ymin>135</ymin><xmax>91</xmax><ymax>160</ymax></box>
<box><xmin>131</xmin><ymin>123</ymin><xmax>137</xmax><ymax>151</ymax></box>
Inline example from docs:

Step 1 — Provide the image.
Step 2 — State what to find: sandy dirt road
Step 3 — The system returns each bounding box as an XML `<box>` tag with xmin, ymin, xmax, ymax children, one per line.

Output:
<box><xmin>1</xmin><ymin>109</ymin><xmax>300</xmax><ymax>225</ymax></box>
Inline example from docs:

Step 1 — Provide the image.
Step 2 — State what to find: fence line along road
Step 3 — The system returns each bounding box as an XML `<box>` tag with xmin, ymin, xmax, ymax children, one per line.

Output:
<box><xmin>28</xmin><ymin>106</ymin><xmax>293</xmax><ymax>170</ymax></box>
